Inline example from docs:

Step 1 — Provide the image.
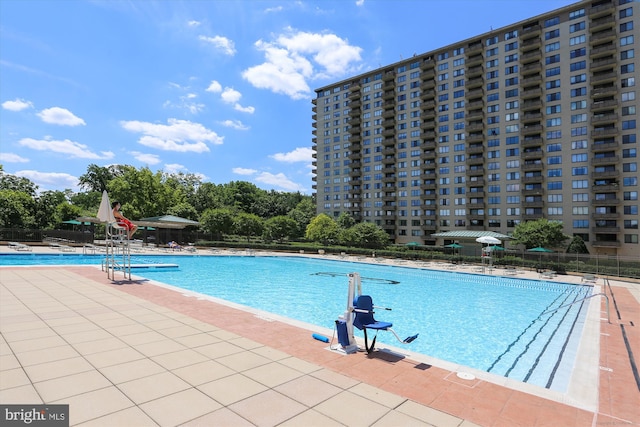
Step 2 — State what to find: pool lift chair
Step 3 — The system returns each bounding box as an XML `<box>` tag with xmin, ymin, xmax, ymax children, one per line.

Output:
<box><xmin>335</xmin><ymin>272</ymin><xmax>418</xmax><ymax>354</ymax></box>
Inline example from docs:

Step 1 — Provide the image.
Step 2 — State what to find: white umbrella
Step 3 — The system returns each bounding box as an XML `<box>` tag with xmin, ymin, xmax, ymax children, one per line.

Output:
<box><xmin>97</xmin><ymin>190</ymin><xmax>116</xmax><ymax>223</ymax></box>
<box><xmin>476</xmin><ymin>236</ymin><xmax>501</xmax><ymax>245</ymax></box>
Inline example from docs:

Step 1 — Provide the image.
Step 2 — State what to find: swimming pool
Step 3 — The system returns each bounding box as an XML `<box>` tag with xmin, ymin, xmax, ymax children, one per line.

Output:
<box><xmin>1</xmin><ymin>253</ymin><xmax>593</xmax><ymax>391</ymax></box>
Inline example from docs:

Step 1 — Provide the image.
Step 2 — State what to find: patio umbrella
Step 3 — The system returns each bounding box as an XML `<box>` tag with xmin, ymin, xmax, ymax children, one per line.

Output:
<box><xmin>487</xmin><ymin>245</ymin><xmax>505</xmax><ymax>251</ymax></box>
<box><xmin>97</xmin><ymin>190</ymin><xmax>116</xmax><ymax>223</ymax></box>
<box><xmin>476</xmin><ymin>236</ymin><xmax>501</xmax><ymax>245</ymax></box>
<box><xmin>528</xmin><ymin>246</ymin><xmax>553</xmax><ymax>266</ymax></box>
<box><xmin>405</xmin><ymin>242</ymin><xmax>421</xmax><ymax>249</ymax></box>
<box><xmin>62</xmin><ymin>219</ymin><xmax>83</xmax><ymax>225</ymax></box>
<box><xmin>444</xmin><ymin>243</ymin><xmax>463</xmax><ymax>249</ymax></box>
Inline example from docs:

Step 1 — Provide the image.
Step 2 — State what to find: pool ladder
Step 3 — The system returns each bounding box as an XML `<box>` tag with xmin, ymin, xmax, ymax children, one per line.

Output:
<box><xmin>540</xmin><ymin>293</ymin><xmax>610</xmax><ymax>324</ymax></box>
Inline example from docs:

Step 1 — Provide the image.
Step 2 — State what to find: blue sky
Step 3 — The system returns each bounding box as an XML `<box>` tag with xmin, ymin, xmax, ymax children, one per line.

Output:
<box><xmin>1</xmin><ymin>0</ymin><xmax>576</xmax><ymax>194</ymax></box>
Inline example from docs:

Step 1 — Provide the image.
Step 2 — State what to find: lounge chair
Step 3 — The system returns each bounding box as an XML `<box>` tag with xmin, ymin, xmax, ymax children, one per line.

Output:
<box><xmin>353</xmin><ymin>295</ymin><xmax>418</xmax><ymax>354</ymax></box>
<box><xmin>581</xmin><ymin>274</ymin><xmax>597</xmax><ymax>283</ymax></box>
<box><xmin>8</xmin><ymin>242</ymin><xmax>32</xmax><ymax>251</ymax></box>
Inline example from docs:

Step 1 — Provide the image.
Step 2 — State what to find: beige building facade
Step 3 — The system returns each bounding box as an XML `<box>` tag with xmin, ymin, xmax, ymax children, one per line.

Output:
<box><xmin>312</xmin><ymin>0</ymin><xmax>639</xmax><ymax>257</ymax></box>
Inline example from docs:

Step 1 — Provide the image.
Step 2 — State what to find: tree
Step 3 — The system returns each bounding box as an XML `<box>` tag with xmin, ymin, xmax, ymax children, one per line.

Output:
<box><xmin>511</xmin><ymin>218</ymin><xmax>569</xmax><ymax>249</ymax></box>
<box><xmin>566</xmin><ymin>235</ymin><xmax>589</xmax><ymax>254</ymax></box>
<box><xmin>167</xmin><ymin>202</ymin><xmax>198</xmax><ymax>221</ymax></box>
<box><xmin>78</xmin><ymin>164</ymin><xmax>120</xmax><ymax>193</ymax></box>
<box><xmin>305</xmin><ymin>214</ymin><xmax>339</xmax><ymax>245</ymax></box>
<box><xmin>287</xmin><ymin>198</ymin><xmax>316</xmax><ymax>238</ymax></box>
<box><xmin>0</xmin><ymin>168</ymin><xmax>37</xmax><ymax>196</ymax></box>
<box><xmin>0</xmin><ymin>190</ymin><xmax>35</xmax><ymax>228</ymax></box>
<box><xmin>263</xmin><ymin>216</ymin><xmax>297</xmax><ymax>243</ymax></box>
<box><xmin>337</xmin><ymin>212</ymin><xmax>356</xmax><ymax>229</ymax></box>
<box><xmin>340</xmin><ymin>222</ymin><xmax>390</xmax><ymax>249</ymax></box>
<box><xmin>200</xmin><ymin>208</ymin><xmax>234</xmax><ymax>240</ymax></box>
<box><xmin>34</xmin><ymin>190</ymin><xmax>69</xmax><ymax>228</ymax></box>
<box><xmin>233</xmin><ymin>213</ymin><xmax>264</xmax><ymax>242</ymax></box>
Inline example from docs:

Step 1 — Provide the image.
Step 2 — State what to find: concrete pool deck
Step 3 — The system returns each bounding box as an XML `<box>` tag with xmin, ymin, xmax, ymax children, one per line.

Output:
<box><xmin>1</xmin><ymin>246</ymin><xmax>638</xmax><ymax>426</ymax></box>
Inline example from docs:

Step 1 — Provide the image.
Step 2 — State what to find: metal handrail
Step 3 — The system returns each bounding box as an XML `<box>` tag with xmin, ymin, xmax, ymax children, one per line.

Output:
<box><xmin>540</xmin><ymin>293</ymin><xmax>610</xmax><ymax>324</ymax></box>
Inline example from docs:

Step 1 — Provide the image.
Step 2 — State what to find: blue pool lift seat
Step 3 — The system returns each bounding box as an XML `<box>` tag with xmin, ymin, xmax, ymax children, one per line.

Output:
<box><xmin>353</xmin><ymin>295</ymin><xmax>417</xmax><ymax>354</ymax></box>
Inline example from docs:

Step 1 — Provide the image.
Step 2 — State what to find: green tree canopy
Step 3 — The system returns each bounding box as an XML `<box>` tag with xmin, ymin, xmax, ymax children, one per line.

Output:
<box><xmin>340</xmin><ymin>222</ymin><xmax>390</xmax><ymax>249</ymax></box>
<box><xmin>288</xmin><ymin>198</ymin><xmax>316</xmax><ymax>238</ymax></box>
<box><xmin>511</xmin><ymin>218</ymin><xmax>569</xmax><ymax>249</ymax></box>
<box><xmin>233</xmin><ymin>213</ymin><xmax>264</xmax><ymax>242</ymax></box>
<box><xmin>0</xmin><ymin>190</ymin><xmax>36</xmax><ymax>228</ymax></box>
<box><xmin>305</xmin><ymin>214</ymin><xmax>339</xmax><ymax>245</ymax></box>
<box><xmin>200</xmin><ymin>208</ymin><xmax>234</xmax><ymax>240</ymax></box>
<box><xmin>263</xmin><ymin>216</ymin><xmax>298</xmax><ymax>243</ymax></box>
<box><xmin>566</xmin><ymin>235</ymin><xmax>589</xmax><ymax>254</ymax></box>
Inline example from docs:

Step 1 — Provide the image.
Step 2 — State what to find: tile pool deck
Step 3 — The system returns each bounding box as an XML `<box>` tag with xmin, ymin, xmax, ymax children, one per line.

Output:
<box><xmin>0</xmin><ymin>247</ymin><xmax>638</xmax><ymax>426</ymax></box>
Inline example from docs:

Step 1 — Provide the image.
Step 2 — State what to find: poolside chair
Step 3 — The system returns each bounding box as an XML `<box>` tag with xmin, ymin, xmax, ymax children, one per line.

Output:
<box><xmin>581</xmin><ymin>274</ymin><xmax>597</xmax><ymax>283</ymax></box>
<box><xmin>352</xmin><ymin>295</ymin><xmax>418</xmax><ymax>354</ymax></box>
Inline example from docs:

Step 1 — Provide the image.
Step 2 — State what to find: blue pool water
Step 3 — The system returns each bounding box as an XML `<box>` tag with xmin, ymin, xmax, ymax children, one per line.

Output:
<box><xmin>1</xmin><ymin>253</ymin><xmax>593</xmax><ymax>391</ymax></box>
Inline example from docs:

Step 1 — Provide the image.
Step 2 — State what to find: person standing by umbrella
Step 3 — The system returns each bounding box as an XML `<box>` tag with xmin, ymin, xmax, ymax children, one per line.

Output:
<box><xmin>111</xmin><ymin>201</ymin><xmax>138</xmax><ymax>240</ymax></box>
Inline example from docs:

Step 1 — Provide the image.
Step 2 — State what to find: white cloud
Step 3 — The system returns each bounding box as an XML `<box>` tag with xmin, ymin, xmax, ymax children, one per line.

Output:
<box><xmin>221</xmin><ymin>120</ymin><xmax>249</xmax><ymax>130</ymax></box>
<box><xmin>264</xmin><ymin>6</ymin><xmax>283</xmax><ymax>13</ymax></box>
<box><xmin>2</xmin><ymin>98</ymin><xmax>33</xmax><ymax>112</ymax></box>
<box><xmin>270</xmin><ymin>147</ymin><xmax>313</xmax><ymax>163</ymax></box>
<box><xmin>14</xmin><ymin>170</ymin><xmax>78</xmax><ymax>190</ymax></box>
<box><xmin>199</xmin><ymin>35</ymin><xmax>236</xmax><ymax>56</ymax></box>
<box><xmin>120</xmin><ymin>118</ymin><xmax>223</xmax><ymax>153</ymax></box>
<box><xmin>255</xmin><ymin>172</ymin><xmax>305</xmax><ymax>192</ymax></box>
<box><xmin>242</xmin><ymin>30</ymin><xmax>362</xmax><ymax>99</ymax></box>
<box><xmin>0</xmin><ymin>152</ymin><xmax>29</xmax><ymax>163</ymax></box>
<box><xmin>18</xmin><ymin>137</ymin><xmax>114</xmax><ymax>159</ymax></box>
<box><xmin>187</xmin><ymin>20</ymin><xmax>200</xmax><ymax>27</ymax></box>
<box><xmin>130</xmin><ymin>151</ymin><xmax>161</xmax><ymax>165</ymax></box>
<box><xmin>37</xmin><ymin>107</ymin><xmax>86</xmax><ymax>126</ymax></box>
<box><xmin>206</xmin><ymin>80</ymin><xmax>222</xmax><ymax>93</ymax></box>
<box><xmin>164</xmin><ymin>163</ymin><xmax>185</xmax><ymax>174</ymax></box>
<box><xmin>220</xmin><ymin>87</ymin><xmax>255</xmax><ymax>114</ymax></box>
<box><xmin>356</xmin><ymin>0</ymin><xmax>364</xmax><ymax>5</ymax></box>
<box><xmin>232</xmin><ymin>167</ymin><xmax>257</xmax><ymax>175</ymax></box>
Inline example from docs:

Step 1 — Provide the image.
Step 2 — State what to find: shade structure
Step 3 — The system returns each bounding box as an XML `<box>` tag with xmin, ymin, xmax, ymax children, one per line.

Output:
<box><xmin>487</xmin><ymin>245</ymin><xmax>505</xmax><ymax>251</ymax></box>
<box><xmin>444</xmin><ymin>243</ymin><xmax>463</xmax><ymax>248</ymax></box>
<box><xmin>405</xmin><ymin>242</ymin><xmax>421</xmax><ymax>246</ymax></box>
<box><xmin>476</xmin><ymin>236</ymin><xmax>501</xmax><ymax>245</ymax></box>
<box><xmin>527</xmin><ymin>246</ymin><xmax>553</xmax><ymax>253</ymax></box>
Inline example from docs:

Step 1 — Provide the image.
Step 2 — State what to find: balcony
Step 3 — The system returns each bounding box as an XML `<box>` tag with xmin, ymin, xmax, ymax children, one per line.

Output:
<box><xmin>522</xmin><ymin>99</ymin><xmax>542</xmax><ymax>110</ymax></box>
<box><xmin>522</xmin><ymin>201</ymin><xmax>544</xmax><ymax>208</ymax></box>
<box><xmin>467</xmin><ymin>66</ymin><xmax>483</xmax><ymax>77</ymax></box>
<box><xmin>466</xmin><ymin>77</ymin><xmax>483</xmax><ymax>89</ymax></box>
<box><xmin>522</xmin><ymin>175</ymin><xmax>543</xmax><ymax>183</ymax></box>
<box><xmin>382</xmin><ymin>90</ymin><xmax>395</xmax><ymax>101</ymax></box>
<box><xmin>522</xmin><ymin>112</ymin><xmax>542</xmax><ymax>123</ymax></box>
<box><xmin>591</xmin><ymin>240</ymin><xmax>621</xmax><ymax>248</ymax></box>
<box><xmin>466</xmin><ymin>145</ymin><xmax>484</xmax><ymax>155</ymax></box>
<box><xmin>592</xmin><ymin>212</ymin><xmax>619</xmax><ymax>220</ymax></box>
<box><xmin>591</xmin><ymin>127</ymin><xmax>619</xmax><ymax>137</ymax></box>
<box><xmin>522</xmin><ymin>162</ymin><xmax>543</xmax><ymax>171</ymax></box>
<box><xmin>467</xmin><ymin>122</ymin><xmax>484</xmax><ymax>132</ymax></box>
<box><xmin>421</xmin><ymin>151</ymin><xmax>436</xmax><ymax>160</ymax></box>
<box><xmin>591</xmin><ymin>99</ymin><xmax>618</xmax><ymax>111</ymax></box>
<box><xmin>522</xmin><ymin>87</ymin><xmax>542</xmax><ymax>99</ymax></box>
<box><xmin>466</xmin><ymin>54</ymin><xmax>483</xmax><ymax>67</ymax></box>
<box><xmin>521</xmin><ymin>124</ymin><xmax>543</xmax><ymax>135</ymax></box>
<box><xmin>382</xmin><ymin>147</ymin><xmax>395</xmax><ymax>155</ymax></box>
<box><xmin>590</xmin><ymin>15</ymin><xmax>615</xmax><ymax>32</ymax></box>
<box><xmin>381</xmin><ymin>176</ymin><xmax>396</xmax><ymax>183</ymax></box>
<box><xmin>591</xmin><ymin>56</ymin><xmax>617</xmax><ymax>72</ymax></box>
<box><xmin>382</xmin><ymin>156</ymin><xmax>396</xmax><ymax>165</ymax></box>
<box><xmin>590</xmin><ymin>43</ymin><xmax>616</xmax><ymax>59</ymax></box>
<box><xmin>592</xmin><ymin>183</ymin><xmax>619</xmax><ymax>192</ymax></box>
<box><xmin>467</xmin><ymin>87</ymin><xmax>484</xmax><ymax>98</ymax></box>
<box><xmin>421</xmin><ymin>59</ymin><xmax>435</xmax><ymax>70</ymax></box>
<box><xmin>521</xmin><ymin>75</ymin><xmax>542</xmax><ymax>86</ymax></box>
<box><xmin>421</xmin><ymin>79</ymin><xmax>436</xmax><ymax>90</ymax></box>
<box><xmin>467</xmin><ymin>133</ymin><xmax>483</xmax><ymax>143</ymax></box>
<box><xmin>591</xmin><ymin>198</ymin><xmax>620</xmax><ymax>206</ymax></box>
<box><xmin>591</xmin><ymin>113</ymin><xmax>618</xmax><ymax>125</ymax></box>
<box><xmin>591</xmin><ymin>170</ymin><xmax>619</xmax><ymax>178</ymax></box>
<box><xmin>422</xmin><ymin>140</ymin><xmax>436</xmax><ymax>150</ymax></box>
<box><xmin>589</xmin><ymin>2</ymin><xmax>614</xmax><ymax>18</ymax></box>
<box><xmin>466</xmin><ymin>109</ymin><xmax>484</xmax><ymax>120</ymax></box>
<box><xmin>589</xmin><ymin>29</ymin><xmax>617</xmax><ymax>45</ymax></box>
<box><xmin>522</xmin><ymin>149</ymin><xmax>543</xmax><ymax>159</ymax></box>
<box><xmin>522</xmin><ymin>62</ymin><xmax>542</xmax><ymax>73</ymax></box>
<box><xmin>591</xmin><ymin>140</ymin><xmax>619</xmax><ymax>151</ymax></box>
<box><xmin>591</xmin><ymin>226</ymin><xmax>620</xmax><ymax>233</ymax></box>
<box><xmin>421</xmin><ymin>183</ymin><xmax>436</xmax><ymax>190</ymax></box>
<box><xmin>591</xmin><ymin>85</ymin><xmax>617</xmax><ymax>97</ymax></box>
<box><xmin>591</xmin><ymin>70</ymin><xmax>618</xmax><ymax>84</ymax></box>
<box><xmin>521</xmin><ymin>24</ymin><xmax>541</xmax><ymax>37</ymax></box>
<box><xmin>522</xmin><ymin>187</ymin><xmax>544</xmax><ymax>196</ymax></box>
<box><xmin>521</xmin><ymin>50</ymin><xmax>542</xmax><ymax>61</ymax></box>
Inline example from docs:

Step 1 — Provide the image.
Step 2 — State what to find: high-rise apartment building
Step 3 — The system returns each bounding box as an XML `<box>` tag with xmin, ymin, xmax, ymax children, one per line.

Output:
<box><xmin>312</xmin><ymin>0</ymin><xmax>638</xmax><ymax>257</ymax></box>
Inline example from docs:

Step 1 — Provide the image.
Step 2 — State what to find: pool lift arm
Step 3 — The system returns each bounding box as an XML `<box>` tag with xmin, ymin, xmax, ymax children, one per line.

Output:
<box><xmin>335</xmin><ymin>272</ymin><xmax>418</xmax><ymax>354</ymax></box>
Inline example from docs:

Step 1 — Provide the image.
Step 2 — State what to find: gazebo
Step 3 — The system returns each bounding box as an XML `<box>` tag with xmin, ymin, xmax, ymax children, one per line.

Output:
<box><xmin>137</xmin><ymin>215</ymin><xmax>200</xmax><ymax>245</ymax></box>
